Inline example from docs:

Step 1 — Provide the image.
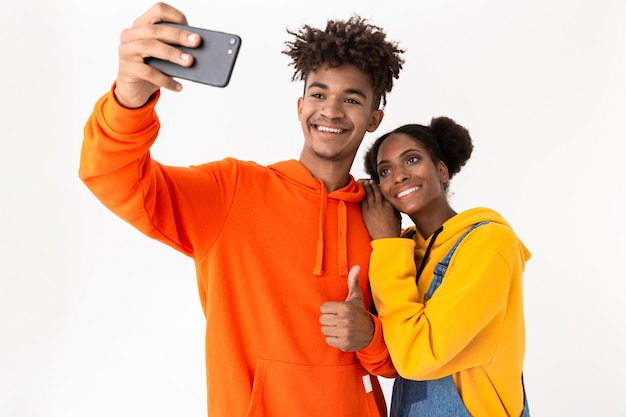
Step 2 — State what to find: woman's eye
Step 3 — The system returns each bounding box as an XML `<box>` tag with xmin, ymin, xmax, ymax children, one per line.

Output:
<box><xmin>407</xmin><ymin>156</ymin><xmax>420</xmax><ymax>164</ymax></box>
<box><xmin>379</xmin><ymin>168</ymin><xmax>390</xmax><ymax>177</ymax></box>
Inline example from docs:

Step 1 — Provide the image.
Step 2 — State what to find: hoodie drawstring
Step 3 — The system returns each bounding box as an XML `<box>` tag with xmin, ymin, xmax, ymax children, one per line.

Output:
<box><xmin>337</xmin><ymin>200</ymin><xmax>348</xmax><ymax>277</ymax></box>
<box><xmin>415</xmin><ymin>226</ymin><xmax>444</xmax><ymax>284</ymax></box>
<box><xmin>313</xmin><ymin>183</ymin><xmax>328</xmax><ymax>276</ymax></box>
<box><xmin>312</xmin><ymin>183</ymin><xmax>350</xmax><ymax>278</ymax></box>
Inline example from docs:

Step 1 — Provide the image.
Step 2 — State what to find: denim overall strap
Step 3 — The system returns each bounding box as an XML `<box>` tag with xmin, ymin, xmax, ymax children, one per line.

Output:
<box><xmin>521</xmin><ymin>375</ymin><xmax>531</xmax><ymax>416</ymax></box>
<box><xmin>424</xmin><ymin>221</ymin><xmax>490</xmax><ymax>303</ymax></box>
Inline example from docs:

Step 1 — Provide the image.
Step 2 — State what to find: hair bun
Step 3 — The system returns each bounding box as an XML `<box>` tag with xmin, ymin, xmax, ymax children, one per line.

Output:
<box><xmin>430</xmin><ymin>116</ymin><xmax>473</xmax><ymax>178</ymax></box>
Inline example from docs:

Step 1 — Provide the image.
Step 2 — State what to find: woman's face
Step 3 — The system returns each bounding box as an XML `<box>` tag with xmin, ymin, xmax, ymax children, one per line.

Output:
<box><xmin>376</xmin><ymin>133</ymin><xmax>449</xmax><ymax>218</ymax></box>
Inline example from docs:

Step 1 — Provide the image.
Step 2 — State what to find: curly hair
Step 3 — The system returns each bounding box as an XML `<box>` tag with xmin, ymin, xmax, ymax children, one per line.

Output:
<box><xmin>364</xmin><ymin>117</ymin><xmax>474</xmax><ymax>190</ymax></box>
<box><xmin>282</xmin><ymin>15</ymin><xmax>405</xmax><ymax>109</ymax></box>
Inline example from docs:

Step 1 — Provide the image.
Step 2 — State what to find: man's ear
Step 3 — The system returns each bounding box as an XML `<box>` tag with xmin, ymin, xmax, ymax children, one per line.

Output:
<box><xmin>297</xmin><ymin>96</ymin><xmax>304</xmax><ymax>120</ymax></box>
<box><xmin>367</xmin><ymin>109</ymin><xmax>384</xmax><ymax>132</ymax></box>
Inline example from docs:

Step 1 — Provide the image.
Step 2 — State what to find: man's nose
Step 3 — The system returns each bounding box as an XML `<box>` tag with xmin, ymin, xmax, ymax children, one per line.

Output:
<box><xmin>321</xmin><ymin>99</ymin><xmax>344</xmax><ymax>119</ymax></box>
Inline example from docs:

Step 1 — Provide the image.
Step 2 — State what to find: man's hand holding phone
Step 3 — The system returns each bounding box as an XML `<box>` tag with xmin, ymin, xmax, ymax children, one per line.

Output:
<box><xmin>114</xmin><ymin>3</ymin><xmax>241</xmax><ymax>109</ymax></box>
<box><xmin>115</xmin><ymin>3</ymin><xmax>197</xmax><ymax>108</ymax></box>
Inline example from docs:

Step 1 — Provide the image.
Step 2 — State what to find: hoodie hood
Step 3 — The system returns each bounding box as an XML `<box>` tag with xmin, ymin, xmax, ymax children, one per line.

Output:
<box><xmin>408</xmin><ymin>207</ymin><xmax>531</xmax><ymax>267</ymax></box>
<box><xmin>268</xmin><ymin>160</ymin><xmax>364</xmax><ymax>201</ymax></box>
<box><xmin>269</xmin><ymin>160</ymin><xmax>365</xmax><ymax>276</ymax></box>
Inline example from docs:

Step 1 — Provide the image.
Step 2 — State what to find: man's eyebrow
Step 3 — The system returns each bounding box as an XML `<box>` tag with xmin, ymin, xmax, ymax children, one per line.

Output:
<box><xmin>344</xmin><ymin>88</ymin><xmax>368</xmax><ymax>100</ymax></box>
<box><xmin>307</xmin><ymin>82</ymin><xmax>368</xmax><ymax>100</ymax></box>
<box><xmin>307</xmin><ymin>81</ymin><xmax>328</xmax><ymax>90</ymax></box>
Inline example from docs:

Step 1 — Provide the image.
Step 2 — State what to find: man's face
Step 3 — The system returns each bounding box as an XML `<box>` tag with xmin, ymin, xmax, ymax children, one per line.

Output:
<box><xmin>297</xmin><ymin>64</ymin><xmax>383</xmax><ymax>166</ymax></box>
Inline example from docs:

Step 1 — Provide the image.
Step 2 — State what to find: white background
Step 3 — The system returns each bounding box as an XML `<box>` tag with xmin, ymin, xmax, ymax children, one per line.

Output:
<box><xmin>2</xmin><ymin>0</ymin><xmax>625</xmax><ymax>416</ymax></box>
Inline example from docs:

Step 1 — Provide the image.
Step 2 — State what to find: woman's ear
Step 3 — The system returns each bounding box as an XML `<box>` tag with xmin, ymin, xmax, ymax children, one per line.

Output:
<box><xmin>438</xmin><ymin>161</ymin><xmax>450</xmax><ymax>184</ymax></box>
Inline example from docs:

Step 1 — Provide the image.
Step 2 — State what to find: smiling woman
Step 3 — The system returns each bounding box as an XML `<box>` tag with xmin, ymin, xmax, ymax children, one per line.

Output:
<box><xmin>364</xmin><ymin>118</ymin><xmax>471</xmax><ymax>237</ymax></box>
<box><xmin>360</xmin><ymin>117</ymin><xmax>531</xmax><ymax>417</ymax></box>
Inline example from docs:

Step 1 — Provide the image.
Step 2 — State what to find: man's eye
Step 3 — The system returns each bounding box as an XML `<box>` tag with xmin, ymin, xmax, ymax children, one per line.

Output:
<box><xmin>345</xmin><ymin>98</ymin><xmax>359</xmax><ymax>104</ymax></box>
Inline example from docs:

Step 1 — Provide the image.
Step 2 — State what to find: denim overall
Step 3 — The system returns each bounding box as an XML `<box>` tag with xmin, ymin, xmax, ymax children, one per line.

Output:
<box><xmin>390</xmin><ymin>221</ymin><xmax>530</xmax><ymax>417</ymax></box>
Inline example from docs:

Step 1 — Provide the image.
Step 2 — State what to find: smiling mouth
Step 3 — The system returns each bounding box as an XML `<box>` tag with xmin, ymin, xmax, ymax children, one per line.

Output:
<box><xmin>396</xmin><ymin>186</ymin><xmax>420</xmax><ymax>198</ymax></box>
<box><xmin>316</xmin><ymin>125</ymin><xmax>347</xmax><ymax>134</ymax></box>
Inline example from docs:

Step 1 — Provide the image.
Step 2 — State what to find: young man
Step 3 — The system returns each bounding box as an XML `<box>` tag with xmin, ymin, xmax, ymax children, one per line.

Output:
<box><xmin>79</xmin><ymin>3</ymin><xmax>405</xmax><ymax>416</ymax></box>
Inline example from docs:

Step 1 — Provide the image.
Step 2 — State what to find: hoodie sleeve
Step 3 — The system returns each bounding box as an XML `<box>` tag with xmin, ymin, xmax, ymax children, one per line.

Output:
<box><xmin>355</xmin><ymin>313</ymin><xmax>398</xmax><ymax>378</ymax></box>
<box><xmin>78</xmin><ymin>85</ymin><xmax>232</xmax><ymax>258</ymax></box>
<box><xmin>369</xmin><ymin>225</ymin><xmax>520</xmax><ymax>380</ymax></box>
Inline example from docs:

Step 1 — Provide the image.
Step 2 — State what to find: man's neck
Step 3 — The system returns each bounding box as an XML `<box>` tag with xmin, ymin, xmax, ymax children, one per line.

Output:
<box><xmin>299</xmin><ymin>157</ymin><xmax>353</xmax><ymax>192</ymax></box>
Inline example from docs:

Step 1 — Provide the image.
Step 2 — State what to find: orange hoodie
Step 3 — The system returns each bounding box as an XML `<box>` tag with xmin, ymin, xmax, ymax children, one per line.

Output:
<box><xmin>79</xmin><ymin>87</ymin><xmax>396</xmax><ymax>417</ymax></box>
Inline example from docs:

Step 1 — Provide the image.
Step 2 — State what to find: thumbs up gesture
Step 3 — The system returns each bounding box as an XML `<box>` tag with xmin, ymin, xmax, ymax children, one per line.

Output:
<box><xmin>320</xmin><ymin>265</ymin><xmax>374</xmax><ymax>352</ymax></box>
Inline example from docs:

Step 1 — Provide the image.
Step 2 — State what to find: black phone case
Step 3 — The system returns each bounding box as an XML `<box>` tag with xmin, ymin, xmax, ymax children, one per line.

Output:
<box><xmin>146</xmin><ymin>22</ymin><xmax>242</xmax><ymax>87</ymax></box>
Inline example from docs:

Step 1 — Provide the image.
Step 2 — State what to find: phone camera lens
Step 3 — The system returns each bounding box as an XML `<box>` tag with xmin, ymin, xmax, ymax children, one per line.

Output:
<box><xmin>229</xmin><ymin>37</ymin><xmax>237</xmax><ymax>46</ymax></box>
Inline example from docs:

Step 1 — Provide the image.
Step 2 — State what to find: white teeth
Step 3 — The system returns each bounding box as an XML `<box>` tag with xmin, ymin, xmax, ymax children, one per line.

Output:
<box><xmin>397</xmin><ymin>186</ymin><xmax>420</xmax><ymax>198</ymax></box>
<box><xmin>317</xmin><ymin>125</ymin><xmax>344</xmax><ymax>133</ymax></box>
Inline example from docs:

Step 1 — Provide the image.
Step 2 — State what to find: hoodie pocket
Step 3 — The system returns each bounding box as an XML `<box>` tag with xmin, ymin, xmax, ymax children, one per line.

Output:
<box><xmin>245</xmin><ymin>359</ymin><xmax>382</xmax><ymax>417</ymax></box>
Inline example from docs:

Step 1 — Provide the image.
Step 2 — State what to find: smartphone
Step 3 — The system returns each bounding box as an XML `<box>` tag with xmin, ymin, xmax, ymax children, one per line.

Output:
<box><xmin>146</xmin><ymin>22</ymin><xmax>242</xmax><ymax>87</ymax></box>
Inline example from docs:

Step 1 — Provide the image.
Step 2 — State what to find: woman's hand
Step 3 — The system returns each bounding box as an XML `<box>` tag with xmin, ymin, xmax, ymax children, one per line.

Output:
<box><xmin>360</xmin><ymin>179</ymin><xmax>401</xmax><ymax>240</ymax></box>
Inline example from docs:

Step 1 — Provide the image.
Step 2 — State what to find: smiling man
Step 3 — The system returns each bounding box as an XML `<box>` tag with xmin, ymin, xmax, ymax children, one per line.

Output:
<box><xmin>79</xmin><ymin>3</ymin><xmax>404</xmax><ymax>417</ymax></box>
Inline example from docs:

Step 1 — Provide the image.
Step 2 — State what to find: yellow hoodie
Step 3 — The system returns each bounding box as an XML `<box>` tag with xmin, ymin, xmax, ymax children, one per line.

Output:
<box><xmin>369</xmin><ymin>207</ymin><xmax>531</xmax><ymax>417</ymax></box>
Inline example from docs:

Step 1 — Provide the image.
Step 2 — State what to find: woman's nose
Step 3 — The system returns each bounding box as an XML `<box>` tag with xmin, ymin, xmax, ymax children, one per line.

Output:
<box><xmin>394</xmin><ymin>168</ymin><xmax>408</xmax><ymax>183</ymax></box>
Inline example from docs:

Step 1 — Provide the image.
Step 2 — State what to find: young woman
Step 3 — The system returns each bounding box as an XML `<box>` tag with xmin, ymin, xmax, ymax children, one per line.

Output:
<box><xmin>361</xmin><ymin>117</ymin><xmax>531</xmax><ymax>416</ymax></box>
